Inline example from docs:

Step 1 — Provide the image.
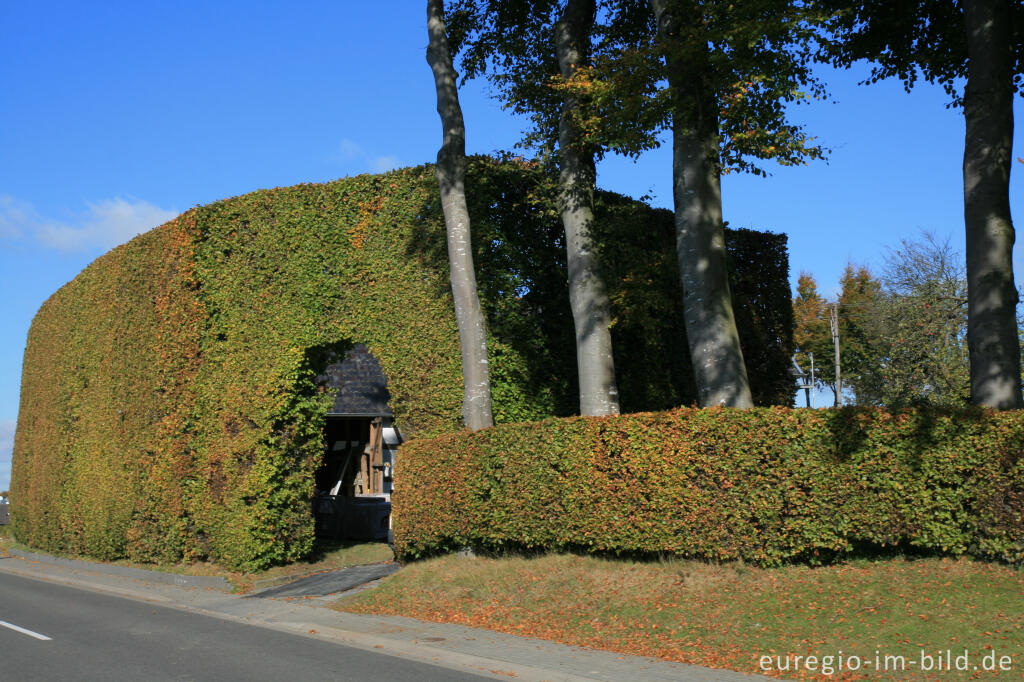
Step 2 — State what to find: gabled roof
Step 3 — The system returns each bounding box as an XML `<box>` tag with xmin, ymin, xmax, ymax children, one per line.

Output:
<box><xmin>319</xmin><ymin>343</ymin><xmax>393</xmax><ymax>417</ymax></box>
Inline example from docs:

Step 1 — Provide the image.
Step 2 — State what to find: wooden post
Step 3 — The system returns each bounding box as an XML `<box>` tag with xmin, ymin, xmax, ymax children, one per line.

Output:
<box><xmin>370</xmin><ymin>418</ymin><xmax>383</xmax><ymax>494</ymax></box>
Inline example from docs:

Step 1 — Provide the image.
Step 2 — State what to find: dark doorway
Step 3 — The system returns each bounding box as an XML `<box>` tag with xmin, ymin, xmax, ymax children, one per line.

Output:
<box><xmin>312</xmin><ymin>344</ymin><xmax>398</xmax><ymax>542</ymax></box>
<box><xmin>315</xmin><ymin>416</ymin><xmax>396</xmax><ymax>499</ymax></box>
<box><xmin>313</xmin><ymin>416</ymin><xmax>394</xmax><ymax>541</ymax></box>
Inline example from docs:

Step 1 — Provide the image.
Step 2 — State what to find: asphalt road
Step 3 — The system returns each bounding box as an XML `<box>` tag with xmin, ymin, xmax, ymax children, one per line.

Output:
<box><xmin>0</xmin><ymin>571</ymin><xmax>487</xmax><ymax>681</ymax></box>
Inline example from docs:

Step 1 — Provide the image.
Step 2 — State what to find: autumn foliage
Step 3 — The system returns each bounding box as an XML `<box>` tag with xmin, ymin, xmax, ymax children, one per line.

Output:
<box><xmin>11</xmin><ymin>159</ymin><xmax>792</xmax><ymax>570</ymax></box>
<box><xmin>13</xmin><ymin>169</ymin><xmax>467</xmax><ymax>570</ymax></box>
<box><xmin>394</xmin><ymin>406</ymin><xmax>1024</xmax><ymax>566</ymax></box>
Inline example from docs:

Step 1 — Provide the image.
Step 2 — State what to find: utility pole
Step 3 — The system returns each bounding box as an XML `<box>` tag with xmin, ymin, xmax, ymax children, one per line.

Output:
<box><xmin>808</xmin><ymin>352</ymin><xmax>815</xmax><ymax>408</ymax></box>
<box><xmin>829</xmin><ymin>303</ymin><xmax>841</xmax><ymax>406</ymax></box>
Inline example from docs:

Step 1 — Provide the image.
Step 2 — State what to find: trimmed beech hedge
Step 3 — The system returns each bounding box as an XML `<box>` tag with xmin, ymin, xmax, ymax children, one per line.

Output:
<box><xmin>13</xmin><ymin>158</ymin><xmax>791</xmax><ymax>570</ymax></box>
<box><xmin>393</xmin><ymin>407</ymin><xmax>1024</xmax><ymax>565</ymax></box>
<box><xmin>13</xmin><ymin>173</ymin><xmax>466</xmax><ymax>570</ymax></box>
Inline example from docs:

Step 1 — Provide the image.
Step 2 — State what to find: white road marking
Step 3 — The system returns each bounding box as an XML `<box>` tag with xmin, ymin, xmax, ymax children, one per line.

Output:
<box><xmin>0</xmin><ymin>619</ymin><xmax>52</xmax><ymax>640</ymax></box>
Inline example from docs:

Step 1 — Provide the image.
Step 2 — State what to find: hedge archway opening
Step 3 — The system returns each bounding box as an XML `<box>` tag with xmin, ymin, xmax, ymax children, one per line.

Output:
<box><xmin>312</xmin><ymin>343</ymin><xmax>398</xmax><ymax>542</ymax></box>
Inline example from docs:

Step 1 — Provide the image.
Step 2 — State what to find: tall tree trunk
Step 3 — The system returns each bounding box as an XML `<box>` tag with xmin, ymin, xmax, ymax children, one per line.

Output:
<box><xmin>651</xmin><ymin>0</ymin><xmax>754</xmax><ymax>408</ymax></box>
<box><xmin>555</xmin><ymin>0</ymin><xmax>620</xmax><ymax>417</ymax></box>
<box><xmin>426</xmin><ymin>0</ymin><xmax>494</xmax><ymax>430</ymax></box>
<box><xmin>962</xmin><ymin>0</ymin><xmax>1022</xmax><ymax>409</ymax></box>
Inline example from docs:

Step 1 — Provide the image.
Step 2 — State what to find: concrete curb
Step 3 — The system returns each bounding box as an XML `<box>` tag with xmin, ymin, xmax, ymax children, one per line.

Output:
<box><xmin>0</xmin><ymin>555</ymin><xmax>177</xmax><ymax>603</ymax></box>
<box><xmin>260</xmin><ymin>620</ymin><xmax>616</xmax><ymax>682</ymax></box>
<box><xmin>9</xmin><ymin>548</ymin><xmax>232</xmax><ymax>590</ymax></box>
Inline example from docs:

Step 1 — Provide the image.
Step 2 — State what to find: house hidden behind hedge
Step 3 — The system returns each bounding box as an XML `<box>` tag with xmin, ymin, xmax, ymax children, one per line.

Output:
<box><xmin>11</xmin><ymin>157</ymin><xmax>793</xmax><ymax>570</ymax></box>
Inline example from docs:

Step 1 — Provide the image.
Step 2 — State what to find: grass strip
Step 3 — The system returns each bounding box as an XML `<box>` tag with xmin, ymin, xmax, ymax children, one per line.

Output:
<box><xmin>337</xmin><ymin>554</ymin><xmax>1022</xmax><ymax>680</ymax></box>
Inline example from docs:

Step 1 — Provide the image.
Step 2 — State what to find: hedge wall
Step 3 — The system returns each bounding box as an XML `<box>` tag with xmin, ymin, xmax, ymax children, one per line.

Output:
<box><xmin>12</xmin><ymin>157</ymin><xmax>792</xmax><ymax>570</ymax></box>
<box><xmin>394</xmin><ymin>407</ymin><xmax>1024</xmax><ymax>566</ymax></box>
<box><xmin>464</xmin><ymin>160</ymin><xmax>794</xmax><ymax>415</ymax></box>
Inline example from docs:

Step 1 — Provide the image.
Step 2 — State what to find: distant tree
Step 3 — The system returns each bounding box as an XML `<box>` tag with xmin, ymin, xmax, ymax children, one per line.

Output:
<box><xmin>800</xmin><ymin>234</ymin><xmax>973</xmax><ymax>407</ymax></box>
<box><xmin>822</xmin><ymin>0</ymin><xmax>1024</xmax><ymax>409</ymax></box>
<box><xmin>835</xmin><ymin>265</ymin><xmax>885</xmax><ymax>404</ymax></box>
<box><xmin>871</xmin><ymin>233</ymin><xmax>970</xmax><ymax>407</ymax></box>
<box><xmin>793</xmin><ymin>267</ymin><xmax>884</xmax><ymax>404</ymax></box>
<box><xmin>793</xmin><ymin>272</ymin><xmax>833</xmax><ymax>396</ymax></box>
<box><xmin>427</xmin><ymin>0</ymin><xmax>494</xmax><ymax>430</ymax></box>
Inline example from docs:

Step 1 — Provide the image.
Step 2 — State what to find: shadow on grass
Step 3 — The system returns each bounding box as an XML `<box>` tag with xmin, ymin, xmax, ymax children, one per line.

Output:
<box><xmin>416</xmin><ymin>538</ymin><xmax>967</xmax><ymax>572</ymax></box>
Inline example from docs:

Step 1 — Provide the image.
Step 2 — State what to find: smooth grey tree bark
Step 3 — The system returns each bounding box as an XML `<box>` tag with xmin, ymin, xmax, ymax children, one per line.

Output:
<box><xmin>650</xmin><ymin>0</ymin><xmax>754</xmax><ymax>408</ymax></box>
<box><xmin>962</xmin><ymin>0</ymin><xmax>1022</xmax><ymax>409</ymax></box>
<box><xmin>555</xmin><ymin>0</ymin><xmax>620</xmax><ymax>417</ymax></box>
<box><xmin>427</xmin><ymin>0</ymin><xmax>494</xmax><ymax>430</ymax></box>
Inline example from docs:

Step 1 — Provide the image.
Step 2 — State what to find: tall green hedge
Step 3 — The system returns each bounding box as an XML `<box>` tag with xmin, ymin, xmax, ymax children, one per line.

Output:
<box><xmin>464</xmin><ymin>160</ymin><xmax>794</xmax><ymax>415</ymax></box>
<box><xmin>12</xmin><ymin>158</ymin><xmax>792</xmax><ymax>570</ymax></box>
<box><xmin>394</xmin><ymin>407</ymin><xmax>1024</xmax><ymax>565</ymax></box>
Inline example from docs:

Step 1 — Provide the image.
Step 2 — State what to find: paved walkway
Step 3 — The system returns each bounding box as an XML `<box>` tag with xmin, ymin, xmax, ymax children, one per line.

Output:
<box><xmin>0</xmin><ymin>549</ymin><xmax>767</xmax><ymax>682</ymax></box>
<box><xmin>247</xmin><ymin>561</ymin><xmax>400</xmax><ymax>598</ymax></box>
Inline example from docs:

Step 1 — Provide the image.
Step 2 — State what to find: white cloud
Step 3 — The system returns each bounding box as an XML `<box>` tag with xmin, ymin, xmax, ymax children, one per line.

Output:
<box><xmin>371</xmin><ymin>155</ymin><xmax>400</xmax><ymax>173</ymax></box>
<box><xmin>335</xmin><ymin>138</ymin><xmax>400</xmax><ymax>174</ymax></box>
<box><xmin>0</xmin><ymin>195</ymin><xmax>34</xmax><ymax>239</ymax></box>
<box><xmin>0</xmin><ymin>195</ymin><xmax>177</xmax><ymax>252</ymax></box>
<box><xmin>338</xmin><ymin>138</ymin><xmax>363</xmax><ymax>161</ymax></box>
<box><xmin>0</xmin><ymin>419</ymin><xmax>14</xmax><ymax>492</ymax></box>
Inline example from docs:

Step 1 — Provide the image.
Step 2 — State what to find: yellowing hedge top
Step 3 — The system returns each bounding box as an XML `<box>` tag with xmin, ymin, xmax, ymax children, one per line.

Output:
<box><xmin>12</xmin><ymin>158</ymin><xmax>793</xmax><ymax>570</ymax></box>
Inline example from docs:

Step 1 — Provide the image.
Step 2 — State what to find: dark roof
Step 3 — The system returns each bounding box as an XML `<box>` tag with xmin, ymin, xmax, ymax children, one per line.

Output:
<box><xmin>318</xmin><ymin>343</ymin><xmax>393</xmax><ymax>417</ymax></box>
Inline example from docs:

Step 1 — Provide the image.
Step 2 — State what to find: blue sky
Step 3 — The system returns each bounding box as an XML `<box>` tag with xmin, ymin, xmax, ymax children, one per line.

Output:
<box><xmin>1</xmin><ymin>2</ymin><xmax>1021</xmax><ymax>490</ymax></box>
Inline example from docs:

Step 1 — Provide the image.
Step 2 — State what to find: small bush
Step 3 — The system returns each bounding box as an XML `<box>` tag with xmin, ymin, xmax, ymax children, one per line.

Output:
<box><xmin>393</xmin><ymin>407</ymin><xmax>1024</xmax><ymax>566</ymax></box>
